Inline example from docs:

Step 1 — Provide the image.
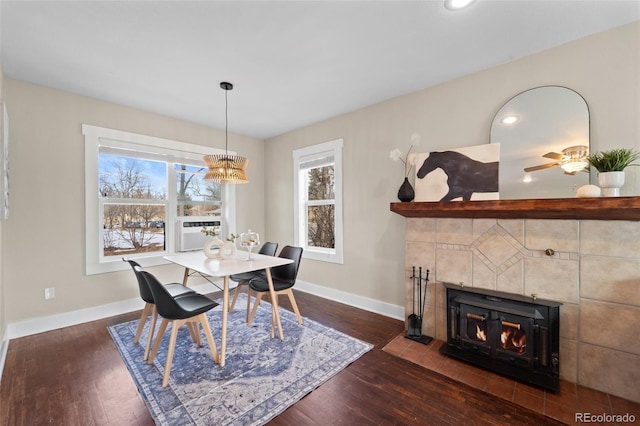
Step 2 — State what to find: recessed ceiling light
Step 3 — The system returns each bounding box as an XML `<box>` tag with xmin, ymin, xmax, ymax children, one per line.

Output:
<box><xmin>500</xmin><ymin>115</ymin><xmax>519</xmax><ymax>125</ymax></box>
<box><xmin>444</xmin><ymin>0</ymin><xmax>476</xmax><ymax>11</ymax></box>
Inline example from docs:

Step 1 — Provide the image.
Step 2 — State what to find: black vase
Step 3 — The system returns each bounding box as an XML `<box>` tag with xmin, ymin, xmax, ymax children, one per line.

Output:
<box><xmin>397</xmin><ymin>177</ymin><xmax>415</xmax><ymax>202</ymax></box>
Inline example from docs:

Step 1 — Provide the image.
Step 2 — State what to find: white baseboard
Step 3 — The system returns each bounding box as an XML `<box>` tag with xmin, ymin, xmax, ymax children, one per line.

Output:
<box><xmin>294</xmin><ymin>279</ymin><xmax>405</xmax><ymax>321</ymax></box>
<box><xmin>0</xmin><ymin>325</ymin><xmax>8</xmax><ymax>386</ymax></box>
<box><xmin>6</xmin><ymin>283</ymin><xmax>213</xmax><ymax>340</ymax></box>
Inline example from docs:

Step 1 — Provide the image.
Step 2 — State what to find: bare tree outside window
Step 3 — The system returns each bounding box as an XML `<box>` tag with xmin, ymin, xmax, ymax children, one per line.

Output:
<box><xmin>176</xmin><ymin>164</ymin><xmax>222</xmax><ymax>217</ymax></box>
<box><xmin>307</xmin><ymin>165</ymin><xmax>335</xmax><ymax>249</ymax></box>
<box><xmin>100</xmin><ymin>155</ymin><xmax>167</xmax><ymax>256</ymax></box>
<box><xmin>99</xmin><ymin>155</ymin><xmax>223</xmax><ymax>257</ymax></box>
<box><xmin>177</xmin><ymin>164</ymin><xmax>196</xmax><ymax>217</ymax></box>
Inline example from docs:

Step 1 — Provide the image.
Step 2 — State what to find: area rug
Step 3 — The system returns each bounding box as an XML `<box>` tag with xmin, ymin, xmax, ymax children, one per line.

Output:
<box><xmin>108</xmin><ymin>293</ymin><xmax>373</xmax><ymax>425</ymax></box>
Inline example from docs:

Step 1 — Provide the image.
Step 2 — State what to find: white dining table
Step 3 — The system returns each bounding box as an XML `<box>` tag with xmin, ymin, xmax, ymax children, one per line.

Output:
<box><xmin>163</xmin><ymin>251</ymin><xmax>293</xmax><ymax>367</ymax></box>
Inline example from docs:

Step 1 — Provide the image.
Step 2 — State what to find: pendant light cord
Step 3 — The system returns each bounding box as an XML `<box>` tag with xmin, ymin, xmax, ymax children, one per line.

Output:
<box><xmin>224</xmin><ymin>87</ymin><xmax>228</xmax><ymax>156</ymax></box>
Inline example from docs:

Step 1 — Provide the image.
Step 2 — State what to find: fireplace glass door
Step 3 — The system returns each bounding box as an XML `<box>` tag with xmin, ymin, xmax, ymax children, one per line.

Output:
<box><xmin>460</xmin><ymin>304</ymin><xmax>492</xmax><ymax>356</ymax></box>
<box><xmin>495</xmin><ymin>312</ymin><xmax>534</xmax><ymax>368</ymax></box>
<box><xmin>459</xmin><ymin>304</ymin><xmax>534</xmax><ymax>369</ymax></box>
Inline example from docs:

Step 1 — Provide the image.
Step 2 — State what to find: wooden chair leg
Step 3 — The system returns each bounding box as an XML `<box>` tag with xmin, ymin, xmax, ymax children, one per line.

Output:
<box><xmin>245</xmin><ymin>288</ymin><xmax>252</xmax><ymax>323</ymax></box>
<box><xmin>183</xmin><ymin>321</ymin><xmax>201</xmax><ymax>346</ymax></box>
<box><xmin>197</xmin><ymin>313</ymin><xmax>220</xmax><ymax>364</ymax></box>
<box><xmin>162</xmin><ymin>319</ymin><xmax>183</xmax><ymax>387</ymax></box>
<box><xmin>144</xmin><ymin>306</ymin><xmax>158</xmax><ymax>361</ymax></box>
<box><xmin>134</xmin><ymin>303</ymin><xmax>153</xmax><ymax>344</ymax></box>
<box><xmin>247</xmin><ymin>293</ymin><xmax>264</xmax><ymax>326</ymax></box>
<box><xmin>284</xmin><ymin>289</ymin><xmax>303</xmax><ymax>325</ymax></box>
<box><xmin>148</xmin><ymin>318</ymin><xmax>169</xmax><ymax>364</ymax></box>
<box><xmin>229</xmin><ymin>281</ymin><xmax>247</xmax><ymax>311</ymax></box>
<box><xmin>270</xmin><ymin>297</ymin><xmax>278</xmax><ymax>338</ymax></box>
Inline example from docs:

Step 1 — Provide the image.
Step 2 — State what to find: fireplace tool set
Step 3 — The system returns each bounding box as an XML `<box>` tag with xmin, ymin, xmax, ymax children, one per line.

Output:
<box><xmin>406</xmin><ymin>266</ymin><xmax>433</xmax><ymax>345</ymax></box>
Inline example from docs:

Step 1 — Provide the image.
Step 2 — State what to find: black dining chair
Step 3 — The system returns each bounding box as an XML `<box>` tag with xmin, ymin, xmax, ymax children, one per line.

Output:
<box><xmin>123</xmin><ymin>258</ymin><xmax>196</xmax><ymax>360</ymax></box>
<box><xmin>137</xmin><ymin>267</ymin><xmax>220</xmax><ymax>388</ymax></box>
<box><xmin>247</xmin><ymin>246</ymin><xmax>303</xmax><ymax>335</ymax></box>
<box><xmin>228</xmin><ymin>242</ymin><xmax>278</xmax><ymax>320</ymax></box>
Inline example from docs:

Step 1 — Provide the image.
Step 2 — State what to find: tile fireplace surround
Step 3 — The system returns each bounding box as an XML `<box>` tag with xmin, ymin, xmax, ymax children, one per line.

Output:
<box><xmin>402</xmin><ymin>217</ymin><xmax>639</xmax><ymax>404</ymax></box>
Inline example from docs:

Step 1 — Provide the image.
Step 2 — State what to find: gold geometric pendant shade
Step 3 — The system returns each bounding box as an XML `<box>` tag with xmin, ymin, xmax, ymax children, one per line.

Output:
<box><xmin>203</xmin><ymin>154</ymin><xmax>249</xmax><ymax>184</ymax></box>
<box><xmin>203</xmin><ymin>81</ymin><xmax>249</xmax><ymax>184</ymax></box>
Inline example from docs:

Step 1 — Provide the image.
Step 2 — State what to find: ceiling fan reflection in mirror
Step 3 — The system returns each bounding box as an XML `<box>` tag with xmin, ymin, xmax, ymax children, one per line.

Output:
<box><xmin>524</xmin><ymin>145</ymin><xmax>588</xmax><ymax>174</ymax></box>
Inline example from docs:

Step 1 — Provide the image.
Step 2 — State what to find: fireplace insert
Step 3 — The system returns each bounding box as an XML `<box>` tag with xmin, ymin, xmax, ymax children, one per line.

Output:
<box><xmin>440</xmin><ymin>283</ymin><xmax>562</xmax><ymax>391</ymax></box>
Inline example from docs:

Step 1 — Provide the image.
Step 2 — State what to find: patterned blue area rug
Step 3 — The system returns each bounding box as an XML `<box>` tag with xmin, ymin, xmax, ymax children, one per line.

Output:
<box><xmin>108</xmin><ymin>293</ymin><xmax>373</xmax><ymax>425</ymax></box>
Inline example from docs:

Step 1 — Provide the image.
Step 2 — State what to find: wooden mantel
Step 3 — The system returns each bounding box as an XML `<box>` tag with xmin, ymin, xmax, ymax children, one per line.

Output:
<box><xmin>390</xmin><ymin>196</ymin><xmax>640</xmax><ymax>221</ymax></box>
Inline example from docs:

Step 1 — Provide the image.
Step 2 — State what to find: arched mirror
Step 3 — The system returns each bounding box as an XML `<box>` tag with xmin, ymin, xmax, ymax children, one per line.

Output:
<box><xmin>491</xmin><ymin>86</ymin><xmax>590</xmax><ymax>199</ymax></box>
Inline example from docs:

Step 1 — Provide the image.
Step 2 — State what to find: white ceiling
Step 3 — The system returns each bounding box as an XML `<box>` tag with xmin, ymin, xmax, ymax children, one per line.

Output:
<box><xmin>1</xmin><ymin>0</ymin><xmax>639</xmax><ymax>139</ymax></box>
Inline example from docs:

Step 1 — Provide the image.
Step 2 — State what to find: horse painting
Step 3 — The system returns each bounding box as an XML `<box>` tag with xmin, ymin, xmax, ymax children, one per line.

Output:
<box><xmin>416</xmin><ymin>150</ymin><xmax>499</xmax><ymax>201</ymax></box>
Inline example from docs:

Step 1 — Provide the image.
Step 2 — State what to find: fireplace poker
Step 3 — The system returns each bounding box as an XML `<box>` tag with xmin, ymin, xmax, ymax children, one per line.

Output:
<box><xmin>407</xmin><ymin>266</ymin><xmax>420</xmax><ymax>338</ymax></box>
<box><xmin>417</xmin><ymin>266</ymin><xmax>423</xmax><ymax>336</ymax></box>
<box><xmin>422</xmin><ymin>269</ymin><xmax>430</xmax><ymax>323</ymax></box>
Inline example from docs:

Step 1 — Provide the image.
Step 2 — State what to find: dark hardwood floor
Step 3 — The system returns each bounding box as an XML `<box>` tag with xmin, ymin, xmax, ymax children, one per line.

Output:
<box><xmin>1</xmin><ymin>290</ymin><xmax>564</xmax><ymax>425</ymax></box>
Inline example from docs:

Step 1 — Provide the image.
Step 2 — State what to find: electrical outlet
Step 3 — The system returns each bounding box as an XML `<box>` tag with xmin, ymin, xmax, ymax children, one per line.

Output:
<box><xmin>44</xmin><ymin>287</ymin><xmax>55</xmax><ymax>300</ymax></box>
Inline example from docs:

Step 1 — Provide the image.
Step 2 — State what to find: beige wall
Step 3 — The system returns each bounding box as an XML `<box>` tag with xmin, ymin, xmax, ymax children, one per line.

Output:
<box><xmin>264</xmin><ymin>22</ymin><xmax>640</xmax><ymax>308</ymax></box>
<box><xmin>2</xmin><ymin>79</ymin><xmax>265</xmax><ymax>323</ymax></box>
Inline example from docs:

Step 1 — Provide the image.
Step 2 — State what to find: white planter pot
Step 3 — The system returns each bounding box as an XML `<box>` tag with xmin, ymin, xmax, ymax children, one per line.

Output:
<box><xmin>598</xmin><ymin>171</ymin><xmax>625</xmax><ymax>197</ymax></box>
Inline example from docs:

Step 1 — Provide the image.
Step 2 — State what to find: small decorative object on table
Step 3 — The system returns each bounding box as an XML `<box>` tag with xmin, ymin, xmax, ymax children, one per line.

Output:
<box><xmin>587</xmin><ymin>148</ymin><xmax>639</xmax><ymax>197</ymax></box>
<box><xmin>202</xmin><ymin>226</ymin><xmax>224</xmax><ymax>259</ymax></box>
<box><xmin>240</xmin><ymin>230</ymin><xmax>260</xmax><ymax>260</ymax></box>
<box><xmin>220</xmin><ymin>233</ymin><xmax>239</xmax><ymax>259</ymax></box>
<box><xmin>390</xmin><ymin>133</ymin><xmax>421</xmax><ymax>202</ymax></box>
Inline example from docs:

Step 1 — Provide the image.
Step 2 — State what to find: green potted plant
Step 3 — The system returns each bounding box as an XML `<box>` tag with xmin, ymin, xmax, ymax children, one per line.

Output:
<box><xmin>586</xmin><ymin>148</ymin><xmax>640</xmax><ymax>172</ymax></box>
<box><xmin>586</xmin><ymin>148</ymin><xmax>639</xmax><ymax>197</ymax></box>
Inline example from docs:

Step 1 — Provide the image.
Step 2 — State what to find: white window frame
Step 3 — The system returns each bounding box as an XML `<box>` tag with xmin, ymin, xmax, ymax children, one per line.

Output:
<box><xmin>83</xmin><ymin>124</ymin><xmax>236</xmax><ymax>275</ymax></box>
<box><xmin>293</xmin><ymin>138</ymin><xmax>344</xmax><ymax>264</ymax></box>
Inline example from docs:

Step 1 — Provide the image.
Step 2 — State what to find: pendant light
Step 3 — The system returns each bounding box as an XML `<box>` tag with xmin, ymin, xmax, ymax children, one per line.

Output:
<box><xmin>203</xmin><ymin>82</ymin><xmax>249</xmax><ymax>184</ymax></box>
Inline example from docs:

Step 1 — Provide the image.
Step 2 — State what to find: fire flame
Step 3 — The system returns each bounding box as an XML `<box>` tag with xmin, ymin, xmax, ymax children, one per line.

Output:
<box><xmin>476</xmin><ymin>324</ymin><xmax>487</xmax><ymax>341</ymax></box>
<box><xmin>501</xmin><ymin>326</ymin><xmax>526</xmax><ymax>354</ymax></box>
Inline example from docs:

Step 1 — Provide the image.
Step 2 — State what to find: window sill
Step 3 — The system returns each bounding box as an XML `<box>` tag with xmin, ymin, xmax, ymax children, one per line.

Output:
<box><xmin>302</xmin><ymin>249</ymin><xmax>343</xmax><ymax>264</ymax></box>
<box><xmin>86</xmin><ymin>253</ymin><xmax>171</xmax><ymax>275</ymax></box>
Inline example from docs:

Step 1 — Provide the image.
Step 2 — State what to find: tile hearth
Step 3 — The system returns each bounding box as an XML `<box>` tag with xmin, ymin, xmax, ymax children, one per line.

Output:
<box><xmin>383</xmin><ymin>335</ymin><xmax>640</xmax><ymax>425</ymax></box>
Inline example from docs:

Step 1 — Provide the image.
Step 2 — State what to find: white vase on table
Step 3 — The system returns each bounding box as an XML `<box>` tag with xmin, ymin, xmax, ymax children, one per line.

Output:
<box><xmin>204</xmin><ymin>237</ymin><xmax>224</xmax><ymax>259</ymax></box>
<box><xmin>220</xmin><ymin>241</ymin><xmax>237</xmax><ymax>259</ymax></box>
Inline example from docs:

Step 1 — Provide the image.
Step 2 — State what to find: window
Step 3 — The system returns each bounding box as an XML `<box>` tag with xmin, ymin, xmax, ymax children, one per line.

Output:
<box><xmin>175</xmin><ymin>164</ymin><xmax>222</xmax><ymax>217</ymax></box>
<box><xmin>293</xmin><ymin>139</ymin><xmax>343</xmax><ymax>264</ymax></box>
<box><xmin>84</xmin><ymin>125</ymin><xmax>235</xmax><ymax>274</ymax></box>
<box><xmin>99</xmin><ymin>154</ymin><xmax>169</xmax><ymax>258</ymax></box>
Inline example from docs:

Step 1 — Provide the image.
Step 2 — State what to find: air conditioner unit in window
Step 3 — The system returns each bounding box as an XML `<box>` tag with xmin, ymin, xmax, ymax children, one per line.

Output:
<box><xmin>175</xmin><ymin>216</ymin><xmax>221</xmax><ymax>252</ymax></box>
